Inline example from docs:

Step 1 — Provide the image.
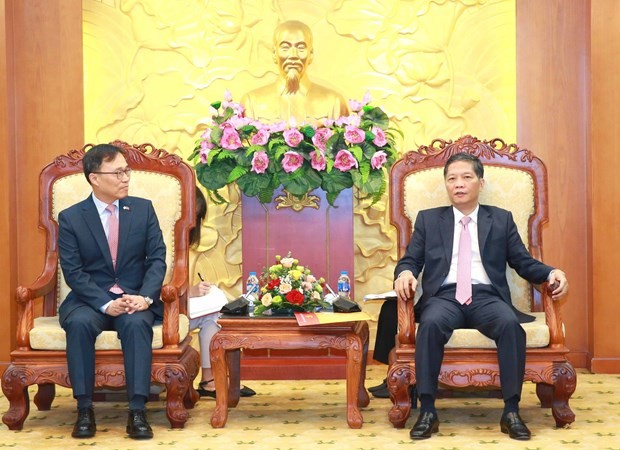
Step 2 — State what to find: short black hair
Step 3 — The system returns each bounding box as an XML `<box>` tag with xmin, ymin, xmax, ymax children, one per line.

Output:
<box><xmin>190</xmin><ymin>186</ymin><xmax>207</xmax><ymax>247</ymax></box>
<box><xmin>443</xmin><ymin>153</ymin><xmax>484</xmax><ymax>179</ymax></box>
<box><xmin>83</xmin><ymin>144</ymin><xmax>124</xmax><ymax>184</ymax></box>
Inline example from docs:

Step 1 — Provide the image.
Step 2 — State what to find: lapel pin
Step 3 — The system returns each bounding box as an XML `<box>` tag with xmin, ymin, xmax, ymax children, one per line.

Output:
<box><xmin>123</xmin><ymin>206</ymin><xmax>130</xmax><ymax>211</ymax></box>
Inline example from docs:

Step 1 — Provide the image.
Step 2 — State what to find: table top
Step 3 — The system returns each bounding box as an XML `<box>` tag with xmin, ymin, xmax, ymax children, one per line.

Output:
<box><xmin>218</xmin><ymin>314</ymin><xmax>367</xmax><ymax>333</ymax></box>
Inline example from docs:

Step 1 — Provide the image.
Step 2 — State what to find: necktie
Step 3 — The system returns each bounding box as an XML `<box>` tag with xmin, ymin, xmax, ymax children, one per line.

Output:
<box><xmin>455</xmin><ymin>216</ymin><xmax>472</xmax><ymax>305</ymax></box>
<box><xmin>106</xmin><ymin>204</ymin><xmax>123</xmax><ymax>295</ymax></box>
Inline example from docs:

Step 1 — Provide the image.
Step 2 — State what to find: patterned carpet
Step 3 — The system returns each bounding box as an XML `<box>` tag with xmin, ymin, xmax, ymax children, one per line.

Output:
<box><xmin>0</xmin><ymin>366</ymin><xmax>618</xmax><ymax>450</ymax></box>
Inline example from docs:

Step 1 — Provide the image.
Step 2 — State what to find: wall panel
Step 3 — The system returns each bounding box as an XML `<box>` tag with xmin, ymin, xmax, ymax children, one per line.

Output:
<box><xmin>516</xmin><ymin>0</ymin><xmax>590</xmax><ymax>368</ymax></box>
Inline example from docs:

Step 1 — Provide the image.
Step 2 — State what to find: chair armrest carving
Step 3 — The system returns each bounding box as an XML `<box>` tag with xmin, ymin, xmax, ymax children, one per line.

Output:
<box><xmin>543</xmin><ymin>281</ymin><xmax>566</xmax><ymax>347</ymax></box>
<box><xmin>397</xmin><ymin>297</ymin><xmax>416</xmax><ymax>348</ymax></box>
<box><xmin>14</xmin><ymin>251</ymin><xmax>59</xmax><ymax>349</ymax></box>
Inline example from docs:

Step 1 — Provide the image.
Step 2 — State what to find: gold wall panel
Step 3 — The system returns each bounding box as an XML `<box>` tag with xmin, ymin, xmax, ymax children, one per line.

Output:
<box><xmin>83</xmin><ymin>0</ymin><xmax>516</xmax><ymax>331</ymax></box>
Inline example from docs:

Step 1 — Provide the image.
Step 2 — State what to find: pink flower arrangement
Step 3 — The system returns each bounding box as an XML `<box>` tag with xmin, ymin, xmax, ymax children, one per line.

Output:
<box><xmin>190</xmin><ymin>92</ymin><xmax>399</xmax><ymax>206</ymax></box>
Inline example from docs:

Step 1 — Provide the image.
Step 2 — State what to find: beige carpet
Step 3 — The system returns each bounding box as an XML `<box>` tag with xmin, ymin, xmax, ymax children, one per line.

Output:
<box><xmin>1</xmin><ymin>366</ymin><xmax>617</xmax><ymax>449</ymax></box>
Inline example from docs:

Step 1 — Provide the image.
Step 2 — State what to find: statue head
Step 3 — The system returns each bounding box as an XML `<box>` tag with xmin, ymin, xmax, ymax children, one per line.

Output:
<box><xmin>272</xmin><ymin>20</ymin><xmax>314</xmax><ymax>94</ymax></box>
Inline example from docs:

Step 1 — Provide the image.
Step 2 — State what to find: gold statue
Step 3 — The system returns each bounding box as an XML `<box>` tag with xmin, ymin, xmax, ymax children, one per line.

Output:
<box><xmin>241</xmin><ymin>20</ymin><xmax>349</xmax><ymax>123</ymax></box>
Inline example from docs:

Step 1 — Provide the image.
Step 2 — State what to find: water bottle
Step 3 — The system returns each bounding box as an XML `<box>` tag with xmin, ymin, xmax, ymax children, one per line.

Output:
<box><xmin>337</xmin><ymin>271</ymin><xmax>351</xmax><ymax>298</ymax></box>
<box><xmin>246</xmin><ymin>271</ymin><xmax>260</xmax><ymax>315</ymax></box>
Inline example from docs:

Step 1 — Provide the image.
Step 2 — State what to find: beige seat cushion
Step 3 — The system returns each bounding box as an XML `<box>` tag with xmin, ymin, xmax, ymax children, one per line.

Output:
<box><xmin>30</xmin><ymin>314</ymin><xmax>190</xmax><ymax>351</ymax></box>
<box><xmin>441</xmin><ymin>312</ymin><xmax>549</xmax><ymax>348</ymax></box>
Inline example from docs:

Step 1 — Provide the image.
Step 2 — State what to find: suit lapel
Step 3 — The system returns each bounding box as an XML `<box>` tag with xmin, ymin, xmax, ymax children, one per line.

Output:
<box><xmin>117</xmin><ymin>197</ymin><xmax>134</xmax><ymax>268</ymax></box>
<box><xmin>477</xmin><ymin>205</ymin><xmax>492</xmax><ymax>253</ymax></box>
<box><xmin>80</xmin><ymin>196</ymin><xmax>113</xmax><ymax>267</ymax></box>
<box><xmin>439</xmin><ymin>207</ymin><xmax>455</xmax><ymax>265</ymax></box>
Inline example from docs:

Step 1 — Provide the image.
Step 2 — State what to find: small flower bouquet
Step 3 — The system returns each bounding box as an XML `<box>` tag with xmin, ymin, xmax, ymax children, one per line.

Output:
<box><xmin>254</xmin><ymin>254</ymin><xmax>330</xmax><ymax>316</ymax></box>
<box><xmin>189</xmin><ymin>91</ymin><xmax>400</xmax><ymax>206</ymax></box>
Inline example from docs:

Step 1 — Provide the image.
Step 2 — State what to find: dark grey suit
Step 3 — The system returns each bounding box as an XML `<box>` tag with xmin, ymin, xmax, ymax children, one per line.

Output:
<box><xmin>58</xmin><ymin>195</ymin><xmax>166</xmax><ymax>402</ymax></box>
<box><xmin>393</xmin><ymin>205</ymin><xmax>554</xmax><ymax>401</ymax></box>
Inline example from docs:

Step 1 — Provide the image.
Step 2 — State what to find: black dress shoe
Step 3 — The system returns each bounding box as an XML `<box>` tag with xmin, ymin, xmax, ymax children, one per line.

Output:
<box><xmin>368</xmin><ymin>379</ymin><xmax>387</xmax><ymax>393</ymax></box>
<box><xmin>197</xmin><ymin>380</ymin><xmax>256</xmax><ymax>398</ymax></box>
<box><xmin>500</xmin><ymin>411</ymin><xmax>531</xmax><ymax>440</ymax></box>
<box><xmin>409</xmin><ymin>411</ymin><xmax>439</xmax><ymax>440</ymax></box>
<box><xmin>72</xmin><ymin>406</ymin><xmax>96</xmax><ymax>438</ymax></box>
<box><xmin>126</xmin><ymin>409</ymin><xmax>153</xmax><ymax>440</ymax></box>
<box><xmin>371</xmin><ymin>384</ymin><xmax>390</xmax><ymax>398</ymax></box>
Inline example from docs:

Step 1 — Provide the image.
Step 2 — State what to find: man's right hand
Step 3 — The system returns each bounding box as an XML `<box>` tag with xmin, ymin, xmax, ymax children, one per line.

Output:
<box><xmin>394</xmin><ymin>270</ymin><xmax>417</xmax><ymax>302</ymax></box>
<box><xmin>105</xmin><ymin>298</ymin><xmax>128</xmax><ymax>316</ymax></box>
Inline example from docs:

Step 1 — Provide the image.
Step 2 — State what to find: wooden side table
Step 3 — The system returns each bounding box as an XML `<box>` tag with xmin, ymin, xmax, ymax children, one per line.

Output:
<box><xmin>209</xmin><ymin>316</ymin><xmax>370</xmax><ymax>428</ymax></box>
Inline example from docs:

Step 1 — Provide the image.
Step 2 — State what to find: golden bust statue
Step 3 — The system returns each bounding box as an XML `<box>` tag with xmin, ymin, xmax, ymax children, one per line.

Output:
<box><xmin>241</xmin><ymin>20</ymin><xmax>349</xmax><ymax>123</ymax></box>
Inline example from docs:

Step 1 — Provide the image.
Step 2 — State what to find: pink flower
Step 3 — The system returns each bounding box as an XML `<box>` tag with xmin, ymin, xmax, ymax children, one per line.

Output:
<box><xmin>251</xmin><ymin>151</ymin><xmax>269</xmax><ymax>174</ymax></box>
<box><xmin>312</xmin><ymin>127</ymin><xmax>334</xmax><ymax>151</ymax></box>
<box><xmin>371</xmin><ymin>150</ymin><xmax>388</xmax><ymax>169</ymax></box>
<box><xmin>310</xmin><ymin>151</ymin><xmax>326</xmax><ymax>171</ymax></box>
<box><xmin>334</xmin><ymin>150</ymin><xmax>358</xmax><ymax>172</ymax></box>
<box><xmin>283</xmin><ymin>128</ymin><xmax>304</xmax><ymax>147</ymax></box>
<box><xmin>282</xmin><ymin>151</ymin><xmax>304</xmax><ymax>173</ymax></box>
<box><xmin>201</xmin><ymin>128</ymin><xmax>212</xmax><ymax>140</ymax></box>
<box><xmin>280</xmin><ymin>257</ymin><xmax>295</xmax><ymax>268</ymax></box>
<box><xmin>251</xmin><ymin>128</ymin><xmax>271</xmax><ymax>146</ymax></box>
<box><xmin>349</xmin><ymin>99</ymin><xmax>364</xmax><ymax>112</ymax></box>
<box><xmin>200</xmin><ymin>138</ymin><xmax>213</xmax><ymax>151</ymax></box>
<box><xmin>372</xmin><ymin>126</ymin><xmax>388</xmax><ymax>147</ymax></box>
<box><xmin>269</xmin><ymin>121</ymin><xmax>287</xmax><ymax>133</ymax></box>
<box><xmin>220</xmin><ymin>126</ymin><xmax>242</xmax><ymax>150</ymax></box>
<box><xmin>199</xmin><ymin>148</ymin><xmax>210</xmax><ymax>163</ymax></box>
<box><xmin>344</xmin><ymin>125</ymin><xmax>366</xmax><ymax>144</ymax></box>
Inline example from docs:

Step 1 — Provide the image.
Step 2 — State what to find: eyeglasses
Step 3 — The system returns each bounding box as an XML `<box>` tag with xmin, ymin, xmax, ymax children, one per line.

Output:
<box><xmin>91</xmin><ymin>168</ymin><xmax>132</xmax><ymax>180</ymax></box>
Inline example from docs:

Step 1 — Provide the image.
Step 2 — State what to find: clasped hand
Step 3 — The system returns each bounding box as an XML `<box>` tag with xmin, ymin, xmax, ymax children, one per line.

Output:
<box><xmin>105</xmin><ymin>294</ymin><xmax>149</xmax><ymax>316</ymax></box>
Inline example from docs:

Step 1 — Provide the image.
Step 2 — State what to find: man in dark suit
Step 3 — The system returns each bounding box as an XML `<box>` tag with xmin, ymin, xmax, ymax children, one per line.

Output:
<box><xmin>58</xmin><ymin>144</ymin><xmax>166</xmax><ymax>440</ymax></box>
<box><xmin>393</xmin><ymin>153</ymin><xmax>568</xmax><ymax>441</ymax></box>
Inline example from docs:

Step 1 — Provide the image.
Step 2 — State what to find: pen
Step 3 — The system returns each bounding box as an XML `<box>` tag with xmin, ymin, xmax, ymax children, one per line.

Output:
<box><xmin>198</xmin><ymin>273</ymin><xmax>204</xmax><ymax>282</ymax></box>
<box><xmin>325</xmin><ymin>283</ymin><xmax>337</xmax><ymax>296</ymax></box>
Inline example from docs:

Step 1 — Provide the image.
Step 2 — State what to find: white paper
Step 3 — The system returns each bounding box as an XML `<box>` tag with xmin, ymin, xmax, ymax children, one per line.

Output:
<box><xmin>362</xmin><ymin>290</ymin><xmax>397</xmax><ymax>302</ymax></box>
<box><xmin>188</xmin><ymin>286</ymin><xmax>228</xmax><ymax>319</ymax></box>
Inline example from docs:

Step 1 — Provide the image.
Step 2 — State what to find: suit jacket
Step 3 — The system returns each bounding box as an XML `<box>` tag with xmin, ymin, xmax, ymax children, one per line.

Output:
<box><xmin>395</xmin><ymin>205</ymin><xmax>554</xmax><ymax>322</ymax></box>
<box><xmin>58</xmin><ymin>195</ymin><xmax>167</xmax><ymax>324</ymax></box>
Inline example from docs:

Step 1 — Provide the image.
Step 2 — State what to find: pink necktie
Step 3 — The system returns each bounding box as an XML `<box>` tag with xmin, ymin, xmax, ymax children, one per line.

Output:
<box><xmin>455</xmin><ymin>216</ymin><xmax>472</xmax><ymax>305</ymax></box>
<box><xmin>106</xmin><ymin>204</ymin><xmax>123</xmax><ymax>295</ymax></box>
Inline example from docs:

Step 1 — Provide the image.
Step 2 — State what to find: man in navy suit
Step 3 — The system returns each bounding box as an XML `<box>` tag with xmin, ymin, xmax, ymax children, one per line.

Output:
<box><xmin>58</xmin><ymin>144</ymin><xmax>166</xmax><ymax>440</ymax></box>
<box><xmin>393</xmin><ymin>153</ymin><xmax>568</xmax><ymax>441</ymax></box>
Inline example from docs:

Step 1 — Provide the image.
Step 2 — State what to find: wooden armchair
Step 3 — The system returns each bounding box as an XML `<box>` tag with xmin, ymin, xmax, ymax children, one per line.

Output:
<box><xmin>386</xmin><ymin>136</ymin><xmax>576</xmax><ymax>429</ymax></box>
<box><xmin>1</xmin><ymin>141</ymin><xmax>200</xmax><ymax>430</ymax></box>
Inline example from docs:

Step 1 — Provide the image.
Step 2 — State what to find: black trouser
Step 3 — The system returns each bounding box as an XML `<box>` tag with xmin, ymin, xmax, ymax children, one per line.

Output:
<box><xmin>415</xmin><ymin>284</ymin><xmax>526</xmax><ymax>401</ymax></box>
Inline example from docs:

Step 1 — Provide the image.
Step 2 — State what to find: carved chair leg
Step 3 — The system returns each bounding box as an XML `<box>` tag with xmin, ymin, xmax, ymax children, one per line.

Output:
<box><xmin>34</xmin><ymin>383</ymin><xmax>56</xmax><ymax>411</ymax></box>
<box><xmin>535</xmin><ymin>382</ymin><xmax>554</xmax><ymax>408</ymax></box>
<box><xmin>1</xmin><ymin>365</ymin><xmax>31</xmax><ymax>430</ymax></box>
<box><xmin>551</xmin><ymin>362</ymin><xmax>577</xmax><ymax>428</ymax></box>
<box><xmin>387</xmin><ymin>363</ymin><xmax>413</xmax><ymax>429</ymax></box>
<box><xmin>162</xmin><ymin>367</ymin><xmax>191</xmax><ymax>429</ymax></box>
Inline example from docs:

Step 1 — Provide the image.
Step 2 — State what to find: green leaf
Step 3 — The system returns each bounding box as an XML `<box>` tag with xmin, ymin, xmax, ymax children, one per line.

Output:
<box><xmin>196</xmin><ymin>158</ymin><xmax>235</xmax><ymax>191</ymax></box>
<box><xmin>268</xmin><ymin>138</ymin><xmax>286</xmax><ymax>150</ymax></box>
<box><xmin>321</xmin><ymin>170</ymin><xmax>353</xmax><ymax>195</ymax></box>
<box><xmin>210</xmin><ymin>101</ymin><xmax>221</xmax><ymax>110</ymax></box>
<box><xmin>362</xmin><ymin>106</ymin><xmax>389</xmax><ymax>129</ymax></box>
<box><xmin>210</xmin><ymin>127</ymin><xmax>223</xmax><ymax>145</ymax></box>
<box><xmin>349</xmin><ymin>145</ymin><xmax>363</xmax><ymax>162</ymax></box>
<box><xmin>300</xmin><ymin>125</ymin><xmax>316</xmax><ymax>138</ymax></box>
<box><xmin>236</xmin><ymin>172</ymin><xmax>272</xmax><ymax>197</ymax></box>
<box><xmin>227</xmin><ymin>165</ymin><xmax>249</xmax><ymax>183</ymax></box>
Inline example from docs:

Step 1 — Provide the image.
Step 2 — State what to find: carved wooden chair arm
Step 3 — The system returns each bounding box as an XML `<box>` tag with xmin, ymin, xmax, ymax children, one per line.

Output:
<box><xmin>14</xmin><ymin>251</ymin><xmax>59</xmax><ymax>349</ymax></box>
<box><xmin>542</xmin><ymin>280</ymin><xmax>566</xmax><ymax>347</ymax></box>
<box><xmin>396</xmin><ymin>296</ymin><xmax>416</xmax><ymax>348</ymax></box>
<box><xmin>159</xmin><ymin>264</ymin><xmax>189</xmax><ymax>347</ymax></box>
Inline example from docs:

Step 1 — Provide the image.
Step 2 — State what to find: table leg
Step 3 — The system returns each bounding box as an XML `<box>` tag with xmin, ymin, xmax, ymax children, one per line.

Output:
<box><xmin>345</xmin><ymin>331</ymin><xmax>365</xmax><ymax>429</ymax></box>
<box><xmin>210</xmin><ymin>338</ymin><xmax>229</xmax><ymax>428</ymax></box>
<box><xmin>358</xmin><ymin>323</ymin><xmax>370</xmax><ymax>408</ymax></box>
<box><xmin>227</xmin><ymin>349</ymin><xmax>241</xmax><ymax>407</ymax></box>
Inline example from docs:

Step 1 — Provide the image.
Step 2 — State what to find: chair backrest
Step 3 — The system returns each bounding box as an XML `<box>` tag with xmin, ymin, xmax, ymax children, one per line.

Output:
<box><xmin>390</xmin><ymin>135</ymin><xmax>548</xmax><ymax>313</ymax></box>
<box><xmin>38</xmin><ymin>141</ymin><xmax>196</xmax><ymax>316</ymax></box>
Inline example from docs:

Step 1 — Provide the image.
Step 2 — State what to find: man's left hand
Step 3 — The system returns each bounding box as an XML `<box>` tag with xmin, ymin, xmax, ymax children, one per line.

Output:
<box><xmin>548</xmin><ymin>269</ymin><xmax>569</xmax><ymax>300</ymax></box>
<box><xmin>122</xmin><ymin>294</ymin><xmax>149</xmax><ymax>314</ymax></box>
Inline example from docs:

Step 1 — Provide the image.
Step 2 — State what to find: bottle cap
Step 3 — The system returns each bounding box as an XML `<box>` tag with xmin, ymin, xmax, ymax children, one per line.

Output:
<box><xmin>249</xmin><ymin>271</ymin><xmax>257</xmax><ymax>276</ymax></box>
<box><xmin>340</xmin><ymin>271</ymin><xmax>348</xmax><ymax>275</ymax></box>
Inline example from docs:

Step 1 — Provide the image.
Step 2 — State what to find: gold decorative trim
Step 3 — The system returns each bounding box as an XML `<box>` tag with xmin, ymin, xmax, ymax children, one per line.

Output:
<box><xmin>274</xmin><ymin>192</ymin><xmax>320</xmax><ymax>211</ymax></box>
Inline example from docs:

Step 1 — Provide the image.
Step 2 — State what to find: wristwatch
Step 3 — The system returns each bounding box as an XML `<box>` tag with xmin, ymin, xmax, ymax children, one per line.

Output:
<box><xmin>143</xmin><ymin>296</ymin><xmax>154</xmax><ymax>306</ymax></box>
